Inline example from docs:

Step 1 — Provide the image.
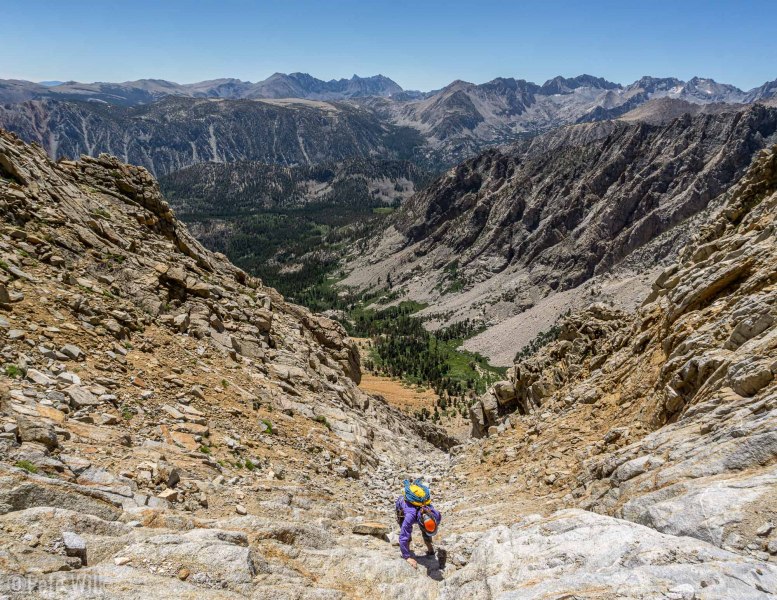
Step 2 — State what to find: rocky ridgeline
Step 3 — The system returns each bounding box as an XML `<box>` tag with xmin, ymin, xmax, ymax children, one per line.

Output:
<box><xmin>0</xmin><ymin>97</ymin><xmax>419</xmax><ymax>177</ymax></box>
<box><xmin>465</xmin><ymin>145</ymin><xmax>777</xmax><ymax>594</ymax></box>
<box><xmin>343</xmin><ymin>105</ymin><xmax>777</xmax><ymax>366</ymax></box>
<box><xmin>4</xmin><ymin>75</ymin><xmax>776</xmax><ymax>178</ymax></box>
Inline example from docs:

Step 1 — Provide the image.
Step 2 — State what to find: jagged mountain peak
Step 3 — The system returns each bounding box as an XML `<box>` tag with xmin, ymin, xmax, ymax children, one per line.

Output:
<box><xmin>541</xmin><ymin>74</ymin><xmax>621</xmax><ymax>93</ymax></box>
<box><xmin>745</xmin><ymin>77</ymin><xmax>777</xmax><ymax>102</ymax></box>
<box><xmin>244</xmin><ymin>71</ymin><xmax>403</xmax><ymax>100</ymax></box>
<box><xmin>628</xmin><ymin>76</ymin><xmax>684</xmax><ymax>92</ymax></box>
<box><xmin>480</xmin><ymin>77</ymin><xmax>541</xmax><ymax>94</ymax></box>
<box><xmin>439</xmin><ymin>79</ymin><xmax>477</xmax><ymax>91</ymax></box>
<box><xmin>680</xmin><ymin>76</ymin><xmax>746</xmax><ymax>101</ymax></box>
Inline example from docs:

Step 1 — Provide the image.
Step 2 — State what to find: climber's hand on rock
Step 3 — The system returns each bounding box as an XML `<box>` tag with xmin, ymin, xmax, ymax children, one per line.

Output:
<box><xmin>406</xmin><ymin>557</ymin><xmax>418</xmax><ymax>569</ymax></box>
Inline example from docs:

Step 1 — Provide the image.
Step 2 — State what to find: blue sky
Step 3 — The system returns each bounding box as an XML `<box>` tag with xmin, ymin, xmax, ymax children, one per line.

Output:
<box><xmin>3</xmin><ymin>0</ymin><xmax>776</xmax><ymax>91</ymax></box>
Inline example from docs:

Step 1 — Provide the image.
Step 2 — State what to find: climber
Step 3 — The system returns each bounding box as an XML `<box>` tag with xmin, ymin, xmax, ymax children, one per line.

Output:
<box><xmin>395</xmin><ymin>478</ymin><xmax>442</xmax><ymax>569</ymax></box>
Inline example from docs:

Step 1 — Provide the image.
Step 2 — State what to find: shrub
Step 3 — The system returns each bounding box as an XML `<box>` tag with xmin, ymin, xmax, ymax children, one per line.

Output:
<box><xmin>15</xmin><ymin>460</ymin><xmax>38</xmax><ymax>474</ymax></box>
<box><xmin>314</xmin><ymin>415</ymin><xmax>332</xmax><ymax>430</ymax></box>
<box><xmin>4</xmin><ymin>364</ymin><xmax>22</xmax><ymax>379</ymax></box>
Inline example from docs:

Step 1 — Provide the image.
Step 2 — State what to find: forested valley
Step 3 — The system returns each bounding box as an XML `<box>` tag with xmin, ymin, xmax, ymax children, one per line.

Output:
<box><xmin>161</xmin><ymin>156</ymin><xmax>507</xmax><ymax>418</ymax></box>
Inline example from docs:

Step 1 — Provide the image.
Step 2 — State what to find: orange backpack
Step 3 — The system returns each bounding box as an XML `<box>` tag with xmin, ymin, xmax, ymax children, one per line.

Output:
<box><xmin>419</xmin><ymin>507</ymin><xmax>438</xmax><ymax>536</ymax></box>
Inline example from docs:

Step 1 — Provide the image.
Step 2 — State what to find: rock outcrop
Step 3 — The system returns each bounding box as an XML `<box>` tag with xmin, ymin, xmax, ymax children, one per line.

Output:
<box><xmin>468</xmin><ymin>144</ymin><xmax>777</xmax><ymax>575</ymax></box>
<box><xmin>469</xmin><ymin>303</ymin><xmax>628</xmax><ymax>437</ymax></box>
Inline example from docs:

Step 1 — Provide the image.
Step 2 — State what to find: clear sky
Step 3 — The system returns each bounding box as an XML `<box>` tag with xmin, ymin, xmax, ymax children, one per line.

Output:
<box><xmin>3</xmin><ymin>0</ymin><xmax>776</xmax><ymax>91</ymax></box>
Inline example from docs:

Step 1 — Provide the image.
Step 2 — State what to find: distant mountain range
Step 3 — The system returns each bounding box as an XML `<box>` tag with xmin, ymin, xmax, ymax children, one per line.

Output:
<box><xmin>0</xmin><ymin>73</ymin><xmax>405</xmax><ymax>106</ymax></box>
<box><xmin>0</xmin><ymin>72</ymin><xmax>775</xmax><ymax>172</ymax></box>
<box><xmin>2</xmin><ymin>72</ymin><xmax>775</xmax><ymax>107</ymax></box>
<box><xmin>0</xmin><ymin>96</ymin><xmax>424</xmax><ymax>176</ymax></box>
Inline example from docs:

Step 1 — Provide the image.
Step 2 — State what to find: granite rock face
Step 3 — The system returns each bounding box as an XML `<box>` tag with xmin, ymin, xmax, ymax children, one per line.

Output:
<box><xmin>437</xmin><ymin>510</ymin><xmax>777</xmax><ymax>600</ymax></box>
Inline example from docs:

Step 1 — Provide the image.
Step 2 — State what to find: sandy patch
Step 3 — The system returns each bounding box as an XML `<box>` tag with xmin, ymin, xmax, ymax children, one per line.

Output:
<box><xmin>358</xmin><ymin>373</ymin><xmax>439</xmax><ymax>415</ymax></box>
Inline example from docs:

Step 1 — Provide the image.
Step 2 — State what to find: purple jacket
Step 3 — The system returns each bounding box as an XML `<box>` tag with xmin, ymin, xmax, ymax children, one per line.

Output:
<box><xmin>395</xmin><ymin>496</ymin><xmax>442</xmax><ymax>559</ymax></box>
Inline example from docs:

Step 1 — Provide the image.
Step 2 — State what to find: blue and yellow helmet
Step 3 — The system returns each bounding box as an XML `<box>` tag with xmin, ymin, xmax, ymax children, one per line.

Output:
<box><xmin>404</xmin><ymin>479</ymin><xmax>431</xmax><ymax>506</ymax></box>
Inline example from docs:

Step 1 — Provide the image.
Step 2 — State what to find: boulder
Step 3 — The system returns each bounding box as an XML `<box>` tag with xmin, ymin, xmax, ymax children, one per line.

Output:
<box><xmin>352</xmin><ymin>522</ymin><xmax>390</xmax><ymax>539</ymax></box>
<box><xmin>492</xmin><ymin>381</ymin><xmax>517</xmax><ymax>406</ymax></box>
<box><xmin>62</xmin><ymin>530</ymin><xmax>87</xmax><ymax>565</ymax></box>
<box><xmin>16</xmin><ymin>416</ymin><xmax>58</xmax><ymax>450</ymax></box>
<box><xmin>157</xmin><ymin>489</ymin><xmax>178</xmax><ymax>502</ymax></box>
<box><xmin>0</xmin><ymin>474</ymin><xmax>123</xmax><ymax>520</ymax></box>
<box><xmin>26</xmin><ymin>369</ymin><xmax>55</xmax><ymax>386</ymax></box>
<box><xmin>65</xmin><ymin>385</ymin><xmax>101</xmax><ymax>409</ymax></box>
<box><xmin>154</xmin><ymin>461</ymin><xmax>181</xmax><ymax>488</ymax></box>
<box><xmin>60</xmin><ymin>344</ymin><xmax>85</xmax><ymax>361</ymax></box>
<box><xmin>728</xmin><ymin>359</ymin><xmax>773</xmax><ymax>396</ymax></box>
<box><xmin>115</xmin><ymin>528</ymin><xmax>265</xmax><ymax>592</ymax></box>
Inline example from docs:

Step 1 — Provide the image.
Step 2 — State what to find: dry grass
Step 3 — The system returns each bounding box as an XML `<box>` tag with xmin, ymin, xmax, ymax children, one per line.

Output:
<box><xmin>358</xmin><ymin>373</ymin><xmax>439</xmax><ymax>415</ymax></box>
